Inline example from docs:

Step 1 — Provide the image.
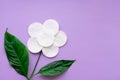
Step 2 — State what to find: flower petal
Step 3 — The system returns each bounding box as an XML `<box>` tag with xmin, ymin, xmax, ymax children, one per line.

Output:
<box><xmin>54</xmin><ymin>31</ymin><xmax>67</xmax><ymax>47</ymax></box>
<box><xmin>42</xmin><ymin>45</ymin><xmax>59</xmax><ymax>58</ymax></box>
<box><xmin>28</xmin><ymin>22</ymin><xmax>43</xmax><ymax>37</ymax></box>
<box><xmin>43</xmin><ymin>19</ymin><xmax>59</xmax><ymax>35</ymax></box>
<box><xmin>37</xmin><ymin>33</ymin><xmax>54</xmax><ymax>47</ymax></box>
<box><xmin>27</xmin><ymin>37</ymin><xmax>42</xmax><ymax>53</ymax></box>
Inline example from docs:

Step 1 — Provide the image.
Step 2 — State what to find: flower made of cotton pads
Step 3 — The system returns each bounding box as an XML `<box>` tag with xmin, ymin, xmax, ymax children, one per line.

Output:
<box><xmin>27</xmin><ymin>19</ymin><xmax>67</xmax><ymax>58</ymax></box>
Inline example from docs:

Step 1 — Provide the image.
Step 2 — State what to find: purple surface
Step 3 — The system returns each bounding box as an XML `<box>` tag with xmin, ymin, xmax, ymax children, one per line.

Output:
<box><xmin>0</xmin><ymin>0</ymin><xmax>120</xmax><ymax>80</ymax></box>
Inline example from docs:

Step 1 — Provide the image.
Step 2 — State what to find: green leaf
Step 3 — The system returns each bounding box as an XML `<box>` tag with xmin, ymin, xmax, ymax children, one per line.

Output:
<box><xmin>4</xmin><ymin>31</ymin><xmax>29</xmax><ymax>78</ymax></box>
<box><xmin>38</xmin><ymin>60</ymin><xmax>75</xmax><ymax>76</ymax></box>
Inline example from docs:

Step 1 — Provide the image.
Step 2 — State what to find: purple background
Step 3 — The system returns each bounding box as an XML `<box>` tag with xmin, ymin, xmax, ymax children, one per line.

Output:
<box><xmin>0</xmin><ymin>0</ymin><xmax>120</xmax><ymax>80</ymax></box>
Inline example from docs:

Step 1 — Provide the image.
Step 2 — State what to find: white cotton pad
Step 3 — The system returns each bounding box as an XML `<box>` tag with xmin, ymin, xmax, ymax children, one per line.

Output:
<box><xmin>43</xmin><ymin>19</ymin><xmax>59</xmax><ymax>35</ymax></box>
<box><xmin>54</xmin><ymin>31</ymin><xmax>67</xmax><ymax>47</ymax></box>
<box><xmin>27</xmin><ymin>38</ymin><xmax>42</xmax><ymax>53</ymax></box>
<box><xmin>37</xmin><ymin>33</ymin><xmax>54</xmax><ymax>47</ymax></box>
<box><xmin>42</xmin><ymin>45</ymin><xmax>59</xmax><ymax>58</ymax></box>
<box><xmin>28</xmin><ymin>22</ymin><xmax>43</xmax><ymax>37</ymax></box>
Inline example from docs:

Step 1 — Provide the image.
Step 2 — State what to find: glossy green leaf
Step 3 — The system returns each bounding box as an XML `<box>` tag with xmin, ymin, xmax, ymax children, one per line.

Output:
<box><xmin>39</xmin><ymin>60</ymin><xmax>75</xmax><ymax>76</ymax></box>
<box><xmin>4</xmin><ymin>31</ymin><xmax>29</xmax><ymax>78</ymax></box>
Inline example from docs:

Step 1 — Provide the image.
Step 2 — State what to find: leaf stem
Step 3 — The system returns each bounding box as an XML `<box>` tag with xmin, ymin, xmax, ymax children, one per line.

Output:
<box><xmin>26</xmin><ymin>77</ymin><xmax>30</xmax><ymax>80</ymax></box>
<box><xmin>29</xmin><ymin>51</ymin><xmax>42</xmax><ymax>79</ymax></box>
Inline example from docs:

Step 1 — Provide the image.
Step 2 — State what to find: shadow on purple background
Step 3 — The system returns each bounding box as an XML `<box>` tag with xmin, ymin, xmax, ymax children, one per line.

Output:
<box><xmin>0</xmin><ymin>0</ymin><xmax>120</xmax><ymax>80</ymax></box>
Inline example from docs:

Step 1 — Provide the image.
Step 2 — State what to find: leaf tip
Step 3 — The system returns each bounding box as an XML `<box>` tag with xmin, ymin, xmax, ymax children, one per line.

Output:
<box><xmin>73</xmin><ymin>60</ymin><xmax>76</xmax><ymax>62</ymax></box>
<box><xmin>69</xmin><ymin>60</ymin><xmax>76</xmax><ymax>63</ymax></box>
<box><xmin>71</xmin><ymin>60</ymin><xmax>76</xmax><ymax>64</ymax></box>
<box><xmin>5</xmin><ymin>28</ymin><xmax>8</xmax><ymax>32</ymax></box>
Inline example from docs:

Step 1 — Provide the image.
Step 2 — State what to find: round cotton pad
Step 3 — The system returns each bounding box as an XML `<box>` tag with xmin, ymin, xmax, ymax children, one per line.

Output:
<box><xmin>54</xmin><ymin>31</ymin><xmax>67</xmax><ymax>47</ymax></box>
<box><xmin>27</xmin><ymin>37</ymin><xmax>42</xmax><ymax>53</ymax></box>
<box><xmin>42</xmin><ymin>45</ymin><xmax>59</xmax><ymax>58</ymax></box>
<box><xmin>43</xmin><ymin>19</ymin><xmax>59</xmax><ymax>35</ymax></box>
